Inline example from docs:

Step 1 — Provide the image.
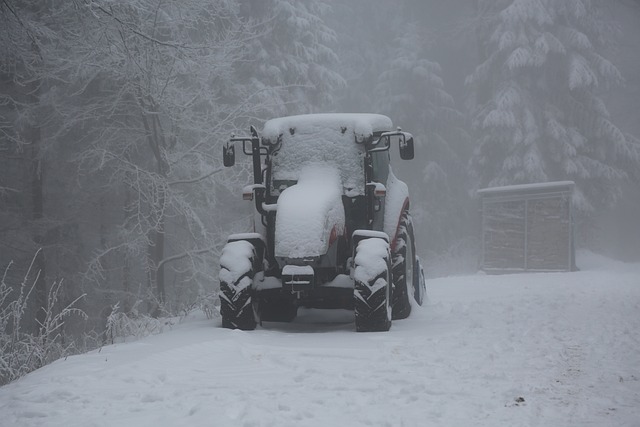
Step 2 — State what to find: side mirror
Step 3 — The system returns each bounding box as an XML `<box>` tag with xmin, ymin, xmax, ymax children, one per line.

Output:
<box><xmin>223</xmin><ymin>142</ymin><xmax>235</xmax><ymax>167</ymax></box>
<box><xmin>399</xmin><ymin>135</ymin><xmax>414</xmax><ymax>160</ymax></box>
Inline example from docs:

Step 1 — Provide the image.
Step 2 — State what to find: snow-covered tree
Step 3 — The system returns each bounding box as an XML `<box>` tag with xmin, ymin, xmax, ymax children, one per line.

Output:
<box><xmin>237</xmin><ymin>0</ymin><xmax>345</xmax><ymax>114</ymax></box>
<box><xmin>0</xmin><ymin>0</ymin><xmax>272</xmax><ymax>323</ymax></box>
<box><xmin>327</xmin><ymin>1</ymin><xmax>474</xmax><ymax>253</ymax></box>
<box><xmin>0</xmin><ymin>0</ymin><xmax>64</xmax><ymax>330</ymax></box>
<box><xmin>58</xmin><ymin>0</ymin><xmax>264</xmax><ymax>311</ymax></box>
<box><xmin>375</xmin><ymin>21</ymin><xmax>470</xmax><ymax>251</ymax></box>
<box><xmin>467</xmin><ymin>0</ymin><xmax>640</xmax><ymax>214</ymax></box>
<box><xmin>328</xmin><ymin>0</ymin><xmax>398</xmax><ymax>112</ymax></box>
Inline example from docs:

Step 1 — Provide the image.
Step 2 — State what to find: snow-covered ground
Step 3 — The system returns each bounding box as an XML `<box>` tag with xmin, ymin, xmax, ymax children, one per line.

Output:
<box><xmin>1</xmin><ymin>251</ymin><xmax>639</xmax><ymax>427</ymax></box>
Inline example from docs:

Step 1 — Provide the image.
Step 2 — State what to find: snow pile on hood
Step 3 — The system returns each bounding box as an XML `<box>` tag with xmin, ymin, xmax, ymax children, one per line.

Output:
<box><xmin>264</xmin><ymin>114</ymin><xmax>392</xmax><ymax>196</ymax></box>
<box><xmin>275</xmin><ymin>163</ymin><xmax>345</xmax><ymax>258</ymax></box>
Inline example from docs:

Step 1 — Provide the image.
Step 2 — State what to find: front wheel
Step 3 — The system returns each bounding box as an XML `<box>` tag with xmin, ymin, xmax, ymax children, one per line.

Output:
<box><xmin>219</xmin><ymin>240</ymin><xmax>258</xmax><ymax>330</ymax></box>
<box><xmin>353</xmin><ymin>237</ymin><xmax>392</xmax><ymax>332</ymax></box>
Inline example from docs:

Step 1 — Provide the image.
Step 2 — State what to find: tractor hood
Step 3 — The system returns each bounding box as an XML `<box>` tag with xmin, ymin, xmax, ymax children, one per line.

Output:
<box><xmin>274</xmin><ymin>163</ymin><xmax>345</xmax><ymax>259</ymax></box>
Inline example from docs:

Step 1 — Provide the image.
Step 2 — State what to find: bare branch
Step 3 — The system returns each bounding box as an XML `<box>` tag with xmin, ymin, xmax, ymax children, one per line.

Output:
<box><xmin>85</xmin><ymin>0</ymin><xmax>189</xmax><ymax>49</ymax></box>
<box><xmin>168</xmin><ymin>168</ymin><xmax>224</xmax><ymax>186</ymax></box>
<box><xmin>156</xmin><ymin>246</ymin><xmax>216</xmax><ymax>271</ymax></box>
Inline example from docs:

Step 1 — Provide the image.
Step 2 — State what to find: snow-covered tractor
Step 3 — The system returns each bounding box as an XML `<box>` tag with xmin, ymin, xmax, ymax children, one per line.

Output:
<box><xmin>220</xmin><ymin>114</ymin><xmax>425</xmax><ymax>332</ymax></box>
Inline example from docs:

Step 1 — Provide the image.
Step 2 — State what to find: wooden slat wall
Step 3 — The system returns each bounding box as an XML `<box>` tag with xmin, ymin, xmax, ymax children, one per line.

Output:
<box><xmin>481</xmin><ymin>189</ymin><xmax>573</xmax><ymax>273</ymax></box>
<box><xmin>483</xmin><ymin>200</ymin><xmax>525</xmax><ymax>270</ymax></box>
<box><xmin>526</xmin><ymin>197</ymin><xmax>570</xmax><ymax>270</ymax></box>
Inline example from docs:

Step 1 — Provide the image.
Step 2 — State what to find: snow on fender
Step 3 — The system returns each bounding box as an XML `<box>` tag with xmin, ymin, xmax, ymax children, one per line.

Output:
<box><xmin>219</xmin><ymin>240</ymin><xmax>254</xmax><ymax>284</ymax></box>
<box><xmin>353</xmin><ymin>238</ymin><xmax>390</xmax><ymax>284</ymax></box>
<box><xmin>383</xmin><ymin>167</ymin><xmax>409</xmax><ymax>250</ymax></box>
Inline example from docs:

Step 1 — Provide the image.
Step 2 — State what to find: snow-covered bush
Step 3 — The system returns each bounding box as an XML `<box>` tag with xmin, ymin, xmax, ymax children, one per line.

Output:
<box><xmin>101</xmin><ymin>290</ymin><xmax>218</xmax><ymax>345</ymax></box>
<box><xmin>0</xmin><ymin>254</ymin><xmax>86</xmax><ymax>385</ymax></box>
<box><xmin>104</xmin><ymin>301</ymin><xmax>179</xmax><ymax>345</ymax></box>
<box><xmin>190</xmin><ymin>293</ymin><xmax>217</xmax><ymax>321</ymax></box>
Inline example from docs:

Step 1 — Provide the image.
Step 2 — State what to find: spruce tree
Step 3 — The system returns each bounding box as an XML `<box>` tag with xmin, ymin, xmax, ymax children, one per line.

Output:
<box><xmin>238</xmin><ymin>0</ymin><xmax>345</xmax><ymax>114</ymax></box>
<box><xmin>375</xmin><ymin>22</ymin><xmax>470</xmax><ymax>251</ymax></box>
<box><xmin>467</xmin><ymin>0</ymin><xmax>640</xmax><ymax>214</ymax></box>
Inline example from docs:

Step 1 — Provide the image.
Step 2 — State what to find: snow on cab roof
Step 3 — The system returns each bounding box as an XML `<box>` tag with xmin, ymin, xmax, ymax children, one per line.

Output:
<box><xmin>264</xmin><ymin>114</ymin><xmax>392</xmax><ymax>196</ymax></box>
<box><xmin>262</xmin><ymin>113</ymin><xmax>393</xmax><ymax>144</ymax></box>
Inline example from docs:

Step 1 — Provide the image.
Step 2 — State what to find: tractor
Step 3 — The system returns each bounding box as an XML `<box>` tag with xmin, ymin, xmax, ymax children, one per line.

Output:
<box><xmin>220</xmin><ymin>113</ymin><xmax>425</xmax><ymax>332</ymax></box>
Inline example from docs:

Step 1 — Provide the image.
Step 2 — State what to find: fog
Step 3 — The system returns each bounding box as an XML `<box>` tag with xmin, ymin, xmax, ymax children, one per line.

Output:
<box><xmin>330</xmin><ymin>0</ymin><xmax>640</xmax><ymax>263</ymax></box>
<box><xmin>1</xmin><ymin>0</ymin><xmax>639</xmax><ymax>365</ymax></box>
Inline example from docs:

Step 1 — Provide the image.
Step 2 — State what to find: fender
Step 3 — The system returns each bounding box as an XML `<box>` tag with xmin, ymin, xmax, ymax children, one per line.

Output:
<box><xmin>389</xmin><ymin>198</ymin><xmax>410</xmax><ymax>253</ymax></box>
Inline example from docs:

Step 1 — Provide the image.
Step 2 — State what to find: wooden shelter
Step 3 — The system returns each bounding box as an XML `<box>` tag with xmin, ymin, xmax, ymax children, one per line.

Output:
<box><xmin>478</xmin><ymin>181</ymin><xmax>576</xmax><ymax>273</ymax></box>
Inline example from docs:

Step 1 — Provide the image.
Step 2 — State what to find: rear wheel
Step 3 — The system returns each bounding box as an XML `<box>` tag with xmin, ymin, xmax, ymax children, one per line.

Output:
<box><xmin>414</xmin><ymin>258</ymin><xmax>426</xmax><ymax>306</ymax></box>
<box><xmin>219</xmin><ymin>240</ymin><xmax>258</xmax><ymax>330</ymax></box>
<box><xmin>392</xmin><ymin>212</ymin><xmax>415</xmax><ymax>320</ymax></box>
<box><xmin>353</xmin><ymin>237</ymin><xmax>392</xmax><ymax>332</ymax></box>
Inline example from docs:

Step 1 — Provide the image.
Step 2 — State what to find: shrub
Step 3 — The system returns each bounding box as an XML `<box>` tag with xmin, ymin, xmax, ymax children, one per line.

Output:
<box><xmin>0</xmin><ymin>251</ymin><xmax>86</xmax><ymax>385</ymax></box>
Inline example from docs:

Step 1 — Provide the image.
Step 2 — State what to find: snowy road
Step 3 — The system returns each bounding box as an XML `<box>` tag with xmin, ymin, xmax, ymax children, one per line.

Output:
<box><xmin>1</xmin><ymin>252</ymin><xmax>639</xmax><ymax>426</ymax></box>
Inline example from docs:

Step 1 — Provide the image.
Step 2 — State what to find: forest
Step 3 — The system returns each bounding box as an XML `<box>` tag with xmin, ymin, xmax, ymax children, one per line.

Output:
<box><xmin>1</xmin><ymin>0</ymin><xmax>640</xmax><ymax>384</ymax></box>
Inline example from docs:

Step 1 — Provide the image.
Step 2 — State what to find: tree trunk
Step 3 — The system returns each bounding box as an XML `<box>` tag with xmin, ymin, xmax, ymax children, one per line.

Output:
<box><xmin>122</xmin><ymin>184</ymin><xmax>131</xmax><ymax>312</ymax></box>
<box><xmin>154</xmin><ymin>204</ymin><xmax>166</xmax><ymax>303</ymax></box>
<box><xmin>29</xmin><ymin>91</ymin><xmax>47</xmax><ymax>331</ymax></box>
<box><xmin>139</xmin><ymin>104</ymin><xmax>169</xmax><ymax>306</ymax></box>
<box><xmin>147</xmin><ymin>188</ymin><xmax>166</xmax><ymax>306</ymax></box>
<box><xmin>473</xmin><ymin>0</ymin><xmax>491</xmax><ymax>106</ymax></box>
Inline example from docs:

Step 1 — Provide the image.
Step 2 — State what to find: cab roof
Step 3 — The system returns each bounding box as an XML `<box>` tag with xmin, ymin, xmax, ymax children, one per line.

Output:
<box><xmin>262</xmin><ymin>113</ymin><xmax>393</xmax><ymax>145</ymax></box>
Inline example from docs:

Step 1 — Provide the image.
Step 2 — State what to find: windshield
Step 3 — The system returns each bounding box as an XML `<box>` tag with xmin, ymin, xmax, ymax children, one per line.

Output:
<box><xmin>268</xmin><ymin>128</ymin><xmax>366</xmax><ymax>197</ymax></box>
<box><xmin>263</xmin><ymin>114</ymin><xmax>394</xmax><ymax>197</ymax></box>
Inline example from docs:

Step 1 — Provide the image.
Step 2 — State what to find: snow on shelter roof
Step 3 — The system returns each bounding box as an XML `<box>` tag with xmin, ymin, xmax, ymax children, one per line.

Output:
<box><xmin>262</xmin><ymin>113</ymin><xmax>393</xmax><ymax>144</ymax></box>
<box><xmin>477</xmin><ymin>181</ymin><xmax>575</xmax><ymax>197</ymax></box>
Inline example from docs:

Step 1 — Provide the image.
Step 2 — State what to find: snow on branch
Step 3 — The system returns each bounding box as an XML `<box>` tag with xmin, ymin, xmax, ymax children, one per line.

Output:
<box><xmin>483</xmin><ymin>109</ymin><xmax>516</xmax><ymax>129</ymax></box>
<box><xmin>569</xmin><ymin>53</ymin><xmax>598</xmax><ymax>89</ymax></box>
<box><xmin>507</xmin><ymin>46</ymin><xmax>535</xmax><ymax>70</ymax></box>
<box><xmin>85</xmin><ymin>0</ymin><xmax>190</xmax><ymax>50</ymax></box>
